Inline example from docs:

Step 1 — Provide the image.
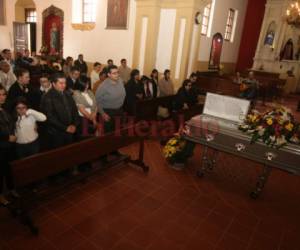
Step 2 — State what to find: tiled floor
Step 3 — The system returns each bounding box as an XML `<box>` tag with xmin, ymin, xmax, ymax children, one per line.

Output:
<box><xmin>0</xmin><ymin>95</ymin><xmax>299</xmax><ymax>250</ymax></box>
<box><xmin>0</xmin><ymin>139</ymin><xmax>300</xmax><ymax>250</ymax></box>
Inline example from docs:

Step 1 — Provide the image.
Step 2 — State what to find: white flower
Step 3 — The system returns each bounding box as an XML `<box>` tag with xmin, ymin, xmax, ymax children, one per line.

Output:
<box><xmin>290</xmin><ymin>136</ymin><xmax>299</xmax><ymax>144</ymax></box>
<box><xmin>258</xmin><ymin>127</ymin><xmax>265</xmax><ymax>136</ymax></box>
<box><xmin>276</xmin><ymin>136</ymin><xmax>287</xmax><ymax>146</ymax></box>
<box><xmin>270</xmin><ymin>136</ymin><xmax>276</xmax><ymax>142</ymax></box>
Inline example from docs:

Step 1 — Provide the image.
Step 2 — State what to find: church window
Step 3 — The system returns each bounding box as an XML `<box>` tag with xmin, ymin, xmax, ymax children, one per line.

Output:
<box><xmin>0</xmin><ymin>0</ymin><xmax>6</xmax><ymax>25</ymax></box>
<box><xmin>225</xmin><ymin>8</ymin><xmax>237</xmax><ymax>42</ymax></box>
<box><xmin>25</xmin><ymin>8</ymin><xmax>37</xmax><ymax>23</ymax></box>
<box><xmin>201</xmin><ymin>4</ymin><xmax>211</xmax><ymax>36</ymax></box>
<box><xmin>83</xmin><ymin>0</ymin><xmax>97</xmax><ymax>23</ymax></box>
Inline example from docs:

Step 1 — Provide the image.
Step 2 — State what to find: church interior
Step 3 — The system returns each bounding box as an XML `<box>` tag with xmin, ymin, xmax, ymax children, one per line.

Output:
<box><xmin>0</xmin><ymin>0</ymin><xmax>300</xmax><ymax>249</ymax></box>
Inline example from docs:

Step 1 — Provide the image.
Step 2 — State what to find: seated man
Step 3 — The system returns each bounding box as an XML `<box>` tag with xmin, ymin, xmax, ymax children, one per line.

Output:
<box><xmin>74</xmin><ymin>54</ymin><xmax>88</xmax><ymax>76</ymax></box>
<box><xmin>0</xmin><ymin>60</ymin><xmax>16</xmax><ymax>91</ymax></box>
<box><xmin>66</xmin><ymin>66</ymin><xmax>80</xmax><ymax>93</ymax></box>
<box><xmin>240</xmin><ymin>71</ymin><xmax>258</xmax><ymax>100</ymax></box>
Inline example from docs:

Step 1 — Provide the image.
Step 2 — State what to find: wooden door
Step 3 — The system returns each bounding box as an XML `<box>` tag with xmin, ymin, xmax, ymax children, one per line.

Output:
<box><xmin>13</xmin><ymin>22</ymin><xmax>29</xmax><ymax>53</ymax></box>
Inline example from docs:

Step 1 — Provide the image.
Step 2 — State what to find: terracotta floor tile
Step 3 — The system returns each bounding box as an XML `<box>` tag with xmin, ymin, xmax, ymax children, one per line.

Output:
<box><xmin>107</xmin><ymin>213</ymin><xmax>141</xmax><ymax>236</ymax></box>
<box><xmin>227</xmin><ymin>219</ymin><xmax>255</xmax><ymax>243</ymax></box>
<box><xmin>89</xmin><ymin>228</ymin><xmax>122</xmax><ymax>249</ymax></box>
<box><xmin>111</xmin><ymin>238</ymin><xmax>142</xmax><ymax>250</ymax></box>
<box><xmin>248</xmin><ymin>232</ymin><xmax>281</xmax><ymax>250</ymax></box>
<box><xmin>52</xmin><ymin>229</ymin><xmax>85</xmax><ymax>249</ymax></box>
<box><xmin>73</xmin><ymin>216</ymin><xmax>106</xmax><ymax>238</ymax></box>
<box><xmin>126</xmin><ymin>225</ymin><xmax>159</xmax><ymax>248</ymax></box>
<box><xmin>147</xmin><ymin>235</ymin><xmax>182</xmax><ymax>250</ymax></box>
<box><xmin>216</xmin><ymin>234</ymin><xmax>248</xmax><ymax>250</ymax></box>
<box><xmin>73</xmin><ymin>240</ymin><xmax>100</xmax><ymax>250</ymax></box>
<box><xmin>40</xmin><ymin>216</ymin><xmax>71</xmax><ymax>241</ymax></box>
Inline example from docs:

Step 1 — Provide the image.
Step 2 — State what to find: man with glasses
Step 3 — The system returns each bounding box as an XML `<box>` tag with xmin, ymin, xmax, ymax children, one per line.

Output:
<box><xmin>95</xmin><ymin>65</ymin><xmax>126</xmax><ymax>134</ymax></box>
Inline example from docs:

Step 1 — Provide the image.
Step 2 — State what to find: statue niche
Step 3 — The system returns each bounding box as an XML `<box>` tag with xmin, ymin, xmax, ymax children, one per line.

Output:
<box><xmin>42</xmin><ymin>5</ymin><xmax>64</xmax><ymax>57</ymax></box>
<box><xmin>264</xmin><ymin>21</ymin><xmax>276</xmax><ymax>46</ymax></box>
<box><xmin>280</xmin><ymin>39</ymin><xmax>294</xmax><ymax>61</ymax></box>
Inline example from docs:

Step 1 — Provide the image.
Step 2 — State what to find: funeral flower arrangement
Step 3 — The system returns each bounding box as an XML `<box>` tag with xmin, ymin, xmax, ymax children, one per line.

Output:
<box><xmin>163</xmin><ymin>136</ymin><xmax>195</xmax><ymax>165</ymax></box>
<box><xmin>239</xmin><ymin>106</ymin><xmax>300</xmax><ymax>148</ymax></box>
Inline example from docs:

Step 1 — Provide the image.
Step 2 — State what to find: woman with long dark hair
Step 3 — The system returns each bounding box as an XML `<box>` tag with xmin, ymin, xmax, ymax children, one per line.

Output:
<box><xmin>73</xmin><ymin>76</ymin><xmax>98</xmax><ymax>136</ymax></box>
<box><xmin>174</xmin><ymin>79</ymin><xmax>197</xmax><ymax>110</ymax></box>
<box><xmin>124</xmin><ymin>69</ymin><xmax>144</xmax><ymax>115</ymax></box>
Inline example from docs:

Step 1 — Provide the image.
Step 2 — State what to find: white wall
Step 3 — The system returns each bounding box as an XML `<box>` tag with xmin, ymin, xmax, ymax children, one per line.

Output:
<box><xmin>1</xmin><ymin>0</ymin><xmax>136</xmax><ymax>66</ymax></box>
<box><xmin>198</xmin><ymin>0</ymin><xmax>248</xmax><ymax>63</ymax></box>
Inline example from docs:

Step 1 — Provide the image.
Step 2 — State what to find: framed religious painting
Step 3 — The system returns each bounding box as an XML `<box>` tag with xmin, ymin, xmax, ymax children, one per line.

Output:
<box><xmin>106</xmin><ymin>0</ymin><xmax>129</xmax><ymax>29</ymax></box>
<box><xmin>0</xmin><ymin>0</ymin><xmax>6</xmax><ymax>25</ymax></box>
<box><xmin>42</xmin><ymin>5</ymin><xmax>64</xmax><ymax>57</ymax></box>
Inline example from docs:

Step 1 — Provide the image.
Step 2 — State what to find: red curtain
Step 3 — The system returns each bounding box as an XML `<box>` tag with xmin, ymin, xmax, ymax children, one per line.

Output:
<box><xmin>236</xmin><ymin>0</ymin><xmax>266</xmax><ymax>72</ymax></box>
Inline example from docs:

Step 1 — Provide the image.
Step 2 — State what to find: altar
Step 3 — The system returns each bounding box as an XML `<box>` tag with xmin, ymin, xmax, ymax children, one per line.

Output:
<box><xmin>252</xmin><ymin>0</ymin><xmax>300</xmax><ymax>93</ymax></box>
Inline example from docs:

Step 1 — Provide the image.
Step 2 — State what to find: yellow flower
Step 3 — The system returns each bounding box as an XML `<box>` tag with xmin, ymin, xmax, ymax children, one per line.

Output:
<box><xmin>251</xmin><ymin>115</ymin><xmax>258</xmax><ymax>122</ymax></box>
<box><xmin>285</xmin><ymin>123</ymin><xmax>294</xmax><ymax>131</ymax></box>
<box><xmin>266</xmin><ymin>118</ymin><xmax>273</xmax><ymax>125</ymax></box>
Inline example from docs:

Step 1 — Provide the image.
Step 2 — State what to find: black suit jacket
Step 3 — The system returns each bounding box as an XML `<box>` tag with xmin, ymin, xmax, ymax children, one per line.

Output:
<box><xmin>74</xmin><ymin>60</ymin><xmax>88</xmax><ymax>75</ymax></box>
<box><xmin>124</xmin><ymin>79</ymin><xmax>144</xmax><ymax>115</ymax></box>
<box><xmin>7</xmin><ymin>81</ymin><xmax>39</xmax><ymax>111</ymax></box>
<box><xmin>40</xmin><ymin>88</ymin><xmax>80</xmax><ymax>135</ymax></box>
<box><xmin>143</xmin><ymin>80</ymin><xmax>158</xmax><ymax>99</ymax></box>
<box><xmin>66</xmin><ymin>77</ymin><xmax>80</xmax><ymax>92</ymax></box>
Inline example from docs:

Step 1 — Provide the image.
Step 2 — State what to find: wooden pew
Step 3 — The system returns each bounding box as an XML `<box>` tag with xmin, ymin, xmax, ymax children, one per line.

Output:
<box><xmin>196</xmin><ymin>75</ymin><xmax>240</xmax><ymax>96</ymax></box>
<box><xmin>9</xmin><ymin>126</ymin><xmax>148</xmax><ymax>234</ymax></box>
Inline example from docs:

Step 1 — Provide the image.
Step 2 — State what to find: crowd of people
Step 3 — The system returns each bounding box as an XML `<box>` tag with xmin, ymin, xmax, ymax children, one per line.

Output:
<box><xmin>0</xmin><ymin>48</ymin><xmax>202</xmax><ymax>206</ymax></box>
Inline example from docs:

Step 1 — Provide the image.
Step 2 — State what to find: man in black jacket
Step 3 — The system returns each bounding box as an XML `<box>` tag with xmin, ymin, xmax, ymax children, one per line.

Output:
<box><xmin>7</xmin><ymin>68</ymin><xmax>39</xmax><ymax>111</ymax></box>
<box><xmin>74</xmin><ymin>54</ymin><xmax>88</xmax><ymax>76</ymax></box>
<box><xmin>66</xmin><ymin>66</ymin><xmax>80</xmax><ymax>93</ymax></box>
<box><xmin>0</xmin><ymin>85</ymin><xmax>18</xmax><ymax>205</ymax></box>
<box><xmin>41</xmin><ymin>73</ymin><xmax>80</xmax><ymax>149</ymax></box>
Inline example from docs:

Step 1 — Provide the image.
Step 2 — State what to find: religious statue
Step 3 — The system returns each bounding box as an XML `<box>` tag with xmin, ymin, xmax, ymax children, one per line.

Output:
<box><xmin>50</xmin><ymin>22</ymin><xmax>59</xmax><ymax>55</ymax></box>
<box><xmin>280</xmin><ymin>39</ymin><xmax>294</xmax><ymax>60</ymax></box>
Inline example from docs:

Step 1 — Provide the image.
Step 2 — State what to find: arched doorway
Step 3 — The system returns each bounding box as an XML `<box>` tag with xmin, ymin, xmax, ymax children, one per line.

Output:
<box><xmin>14</xmin><ymin>0</ymin><xmax>37</xmax><ymax>53</ymax></box>
<box><xmin>209</xmin><ymin>33</ymin><xmax>223</xmax><ymax>70</ymax></box>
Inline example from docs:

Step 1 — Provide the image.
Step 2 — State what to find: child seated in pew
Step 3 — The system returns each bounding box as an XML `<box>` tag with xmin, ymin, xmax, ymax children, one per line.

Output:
<box><xmin>14</xmin><ymin>97</ymin><xmax>47</xmax><ymax>159</ymax></box>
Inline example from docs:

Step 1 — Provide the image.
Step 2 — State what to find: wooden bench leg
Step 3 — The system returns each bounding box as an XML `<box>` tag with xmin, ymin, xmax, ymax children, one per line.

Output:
<box><xmin>128</xmin><ymin>139</ymin><xmax>149</xmax><ymax>173</ymax></box>
<box><xmin>6</xmin><ymin>197</ymin><xmax>39</xmax><ymax>235</ymax></box>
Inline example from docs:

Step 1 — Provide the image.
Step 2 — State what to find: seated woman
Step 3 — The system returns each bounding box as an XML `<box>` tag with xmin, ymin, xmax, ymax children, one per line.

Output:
<box><xmin>73</xmin><ymin>76</ymin><xmax>98</xmax><ymax>136</ymax></box>
<box><xmin>141</xmin><ymin>75</ymin><xmax>157</xmax><ymax>99</ymax></box>
<box><xmin>124</xmin><ymin>69</ymin><xmax>144</xmax><ymax>115</ymax></box>
<box><xmin>240</xmin><ymin>71</ymin><xmax>258</xmax><ymax>100</ymax></box>
<box><xmin>14</xmin><ymin>97</ymin><xmax>47</xmax><ymax>159</ymax></box>
<box><xmin>158</xmin><ymin>69</ymin><xmax>174</xmax><ymax>97</ymax></box>
<box><xmin>233</xmin><ymin>71</ymin><xmax>243</xmax><ymax>85</ymax></box>
<box><xmin>0</xmin><ymin>85</ymin><xmax>19</xmax><ymax>205</ymax></box>
<box><xmin>174</xmin><ymin>79</ymin><xmax>197</xmax><ymax>110</ymax></box>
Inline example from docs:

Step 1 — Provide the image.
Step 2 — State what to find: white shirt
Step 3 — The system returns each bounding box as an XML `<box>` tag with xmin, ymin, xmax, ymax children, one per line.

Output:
<box><xmin>0</xmin><ymin>70</ymin><xmax>17</xmax><ymax>91</ymax></box>
<box><xmin>15</xmin><ymin>109</ymin><xmax>47</xmax><ymax>144</ymax></box>
<box><xmin>90</xmin><ymin>70</ymin><xmax>100</xmax><ymax>89</ymax></box>
<box><xmin>144</xmin><ymin>82</ymin><xmax>154</xmax><ymax>97</ymax></box>
<box><xmin>78</xmin><ymin>92</ymin><xmax>93</xmax><ymax>116</ymax></box>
